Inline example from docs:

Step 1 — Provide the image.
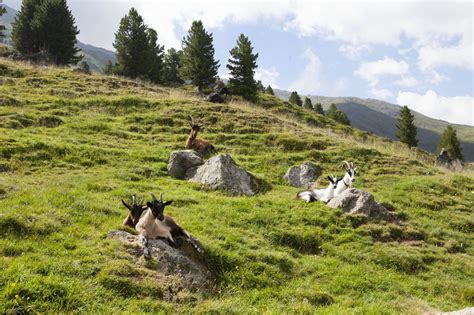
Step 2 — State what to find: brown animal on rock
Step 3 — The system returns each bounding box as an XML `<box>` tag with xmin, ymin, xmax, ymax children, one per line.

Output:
<box><xmin>185</xmin><ymin>116</ymin><xmax>215</xmax><ymax>155</ymax></box>
<box><xmin>121</xmin><ymin>195</ymin><xmax>147</xmax><ymax>228</ymax></box>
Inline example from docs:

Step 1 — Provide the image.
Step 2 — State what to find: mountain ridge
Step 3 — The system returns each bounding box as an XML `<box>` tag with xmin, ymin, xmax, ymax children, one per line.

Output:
<box><xmin>274</xmin><ymin>89</ymin><xmax>474</xmax><ymax>161</ymax></box>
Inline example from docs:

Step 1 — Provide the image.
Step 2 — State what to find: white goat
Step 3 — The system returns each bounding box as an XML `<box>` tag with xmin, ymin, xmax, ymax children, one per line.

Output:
<box><xmin>135</xmin><ymin>193</ymin><xmax>203</xmax><ymax>258</ymax></box>
<box><xmin>334</xmin><ymin>161</ymin><xmax>357</xmax><ymax>196</ymax></box>
<box><xmin>297</xmin><ymin>176</ymin><xmax>340</xmax><ymax>203</ymax></box>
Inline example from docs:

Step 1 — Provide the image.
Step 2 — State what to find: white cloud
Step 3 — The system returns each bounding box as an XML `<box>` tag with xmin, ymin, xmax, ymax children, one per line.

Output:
<box><xmin>426</xmin><ymin>69</ymin><xmax>448</xmax><ymax>85</ymax></box>
<box><xmin>355</xmin><ymin>57</ymin><xmax>409</xmax><ymax>86</ymax></box>
<box><xmin>255</xmin><ymin>67</ymin><xmax>280</xmax><ymax>88</ymax></box>
<box><xmin>395</xmin><ymin>76</ymin><xmax>420</xmax><ymax>88</ymax></box>
<box><xmin>417</xmin><ymin>39</ymin><xmax>474</xmax><ymax>71</ymax></box>
<box><xmin>339</xmin><ymin>44</ymin><xmax>371</xmax><ymax>60</ymax></box>
<box><xmin>397</xmin><ymin>90</ymin><xmax>474</xmax><ymax>126</ymax></box>
<box><xmin>369</xmin><ymin>88</ymin><xmax>394</xmax><ymax>100</ymax></box>
<box><xmin>288</xmin><ymin>48</ymin><xmax>322</xmax><ymax>94</ymax></box>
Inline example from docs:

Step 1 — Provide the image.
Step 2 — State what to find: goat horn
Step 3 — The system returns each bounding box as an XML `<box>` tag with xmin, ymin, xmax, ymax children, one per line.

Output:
<box><xmin>350</xmin><ymin>162</ymin><xmax>354</xmax><ymax>169</ymax></box>
<box><xmin>132</xmin><ymin>195</ymin><xmax>136</xmax><ymax>206</ymax></box>
<box><xmin>160</xmin><ymin>193</ymin><xmax>163</xmax><ymax>203</ymax></box>
<box><xmin>189</xmin><ymin>115</ymin><xmax>194</xmax><ymax>125</ymax></box>
<box><xmin>342</xmin><ymin>161</ymin><xmax>350</xmax><ymax>170</ymax></box>
<box><xmin>139</xmin><ymin>197</ymin><xmax>144</xmax><ymax>206</ymax></box>
<box><xmin>151</xmin><ymin>193</ymin><xmax>157</xmax><ymax>202</ymax></box>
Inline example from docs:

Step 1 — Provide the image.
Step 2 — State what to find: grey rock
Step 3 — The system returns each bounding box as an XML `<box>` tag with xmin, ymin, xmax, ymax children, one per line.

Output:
<box><xmin>442</xmin><ymin>308</ymin><xmax>474</xmax><ymax>315</ymax></box>
<box><xmin>283</xmin><ymin>162</ymin><xmax>322</xmax><ymax>188</ymax></box>
<box><xmin>190</xmin><ymin>154</ymin><xmax>265</xmax><ymax>196</ymax></box>
<box><xmin>168</xmin><ymin>150</ymin><xmax>205</xmax><ymax>179</ymax></box>
<box><xmin>327</xmin><ymin>188</ymin><xmax>391</xmax><ymax>219</ymax></box>
<box><xmin>107</xmin><ymin>230</ymin><xmax>211</xmax><ymax>291</ymax></box>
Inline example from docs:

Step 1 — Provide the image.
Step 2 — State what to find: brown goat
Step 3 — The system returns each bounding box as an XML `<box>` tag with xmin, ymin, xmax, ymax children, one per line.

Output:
<box><xmin>121</xmin><ymin>195</ymin><xmax>147</xmax><ymax>229</ymax></box>
<box><xmin>185</xmin><ymin>116</ymin><xmax>215</xmax><ymax>154</ymax></box>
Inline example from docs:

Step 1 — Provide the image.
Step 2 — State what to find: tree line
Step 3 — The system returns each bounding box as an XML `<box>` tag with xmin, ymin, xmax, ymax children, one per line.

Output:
<box><xmin>7</xmin><ymin>1</ymin><xmax>464</xmax><ymax>159</ymax></box>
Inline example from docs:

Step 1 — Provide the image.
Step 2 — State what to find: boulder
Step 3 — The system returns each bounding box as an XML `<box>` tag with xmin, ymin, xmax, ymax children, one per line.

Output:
<box><xmin>168</xmin><ymin>150</ymin><xmax>205</xmax><ymax>179</ymax></box>
<box><xmin>189</xmin><ymin>154</ymin><xmax>265</xmax><ymax>196</ymax></box>
<box><xmin>206</xmin><ymin>92</ymin><xmax>224</xmax><ymax>103</ymax></box>
<box><xmin>442</xmin><ymin>307</ymin><xmax>474</xmax><ymax>315</ymax></box>
<box><xmin>327</xmin><ymin>188</ymin><xmax>391</xmax><ymax>219</ymax></box>
<box><xmin>107</xmin><ymin>230</ymin><xmax>211</xmax><ymax>292</ymax></box>
<box><xmin>283</xmin><ymin>162</ymin><xmax>322</xmax><ymax>188</ymax></box>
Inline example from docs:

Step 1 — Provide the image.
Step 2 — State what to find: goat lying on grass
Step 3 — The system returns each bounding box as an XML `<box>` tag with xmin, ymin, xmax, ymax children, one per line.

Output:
<box><xmin>135</xmin><ymin>193</ymin><xmax>203</xmax><ymax>258</ymax></box>
<box><xmin>297</xmin><ymin>176</ymin><xmax>340</xmax><ymax>203</ymax></box>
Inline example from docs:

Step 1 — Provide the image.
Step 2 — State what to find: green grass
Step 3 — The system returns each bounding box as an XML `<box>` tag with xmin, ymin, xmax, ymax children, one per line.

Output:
<box><xmin>0</xmin><ymin>58</ymin><xmax>473</xmax><ymax>314</ymax></box>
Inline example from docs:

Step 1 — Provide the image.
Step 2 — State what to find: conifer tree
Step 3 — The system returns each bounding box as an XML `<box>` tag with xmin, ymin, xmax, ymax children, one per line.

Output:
<box><xmin>113</xmin><ymin>8</ymin><xmax>152</xmax><ymax>79</ymax></box>
<box><xmin>32</xmin><ymin>0</ymin><xmax>81</xmax><ymax>64</ymax></box>
<box><xmin>438</xmin><ymin>125</ymin><xmax>463</xmax><ymax>160</ymax></box>
<box><xmin>303</xmin><ymin>97</ymin><xmax>313</xmax><ymax>109</ymax></box>
<box><xmin>78</xmin><ymin>60</ymin><xmax>90</xmax><ymax>74</ymax></box>
<box><xmin>12</xmin><ymin>0</ymin><xmax>43</xmax><ymax>55</ymax></box>
<box><xmin>103</xmin><ymin>60</ymin><xmax>114</xmax><ymax>75</ymax></box>
<box><xmin>12</xmin><ymin>0</ymin><xmax>80</xmax><ymax>64</ymax></box>
<box><xmin>181</xmin><ymin>20</ymin><xmax>219</xmax><ymax>91</ymax></box>
<box><xmin>256</xmin><ymin>80</ymin><xmax>264</xmax><ymax>92</ymax></box>
<box><xmin>289</xmin><ymin>91</ymin><xmax>302</xmax><ymax>106</ymax></box>
<box><xmin>314</xmin><ymin>102</ymin><xmax>324</xmax><ymax>115</ymax></box>
<box><xmin>162</xmin><ymin>48</ymin><xmax>184</xmax><ymax>86</ymax></box>
<box><xmin>396</xmin><ymin>105</ymin><xmax>418</xmax><ymax>148</ymax></box>
<box><xmin>265</xmin><ymin>85</ymin><xmax>274</xmax><ymax>95</ymax></box>
<box><xmin>327</xmin><ymin>103</ymin><xmax>350</xmax><ymax>125</ymax></box>
<box><xmin>0</xmin><ymin>5</ymin><xmax>6</xmax><ymax>39</ymax></box>
<box><xmin>227</xmin><ymin>33</ymin><xmax>259</xmax><ymax>100</ymax></box>
<box><xmin>146</xmin><ymin>28</ymin><xmax>164</xmax><ymax>83</ymax></box>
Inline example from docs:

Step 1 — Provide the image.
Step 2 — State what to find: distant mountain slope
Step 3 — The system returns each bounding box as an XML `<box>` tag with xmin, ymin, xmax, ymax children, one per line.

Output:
<box><xmin>76</xmin><ymin>41</ymin><xmax>116</xmax><ymax>73</ymax></box>
<box><xmin>275</xmin><ymin>89</ymin><xmax>474</xmax><ymax>161</ymax></box>
<box><xmin>0</xmin><ymin>4</ymin><xmax>116</xmax><ymax>72</ymax></box>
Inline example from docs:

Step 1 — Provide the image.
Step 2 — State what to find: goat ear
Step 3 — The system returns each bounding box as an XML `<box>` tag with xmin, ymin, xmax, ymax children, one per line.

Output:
<box><xmin>122</xmin><ymin>200</ymin><xmax>132</xmax><ymax>211</ymax></box>
<box><xmin>164</xmin><ymin>200</ymin><xmax>173</xmax><ymax>206</ymax></box>
<box><xmin>146</xmin><ymin>201</ymin><xmax>153</xmax><ymax>208</ymax></box>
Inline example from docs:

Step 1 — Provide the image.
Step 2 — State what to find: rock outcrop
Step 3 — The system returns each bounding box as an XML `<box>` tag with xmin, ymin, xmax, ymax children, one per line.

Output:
<box><xmin>283</xmin><ymin>162</ymin><xmax>322</xmax><ymax>188</ymax></box>
<box><xmin>108</xmin><ymin>230</ymin><xmax>211</xmax><ymax>291</ymax></box>
<box><xmin>327</xmin><ymin>188</ymin><xmax>391</xmax><ymax>219</ymax></box>
<box><xmin>189</xmin><ymin>154</ymin><xmax>265</xmax><ymax>196</ymax></box>
<box><xmin>167</xmin><ymin>150</ymin><xmax>205</xmax><ymax>179</ymax></box>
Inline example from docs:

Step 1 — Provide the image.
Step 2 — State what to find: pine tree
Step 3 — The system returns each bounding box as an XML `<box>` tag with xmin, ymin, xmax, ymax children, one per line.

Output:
<box><xmin>181</xmin><ymin>20</ymin><xmax>219</xmax><ymax>91</ymax></box>
<box><xmin>146</xmin><ymin>28</ymin><xmax>164</xmax><ymax>83</ymax></box>
<box><xmin>162</xmin><ymin>48</ymin><xmax>184</xmax><ymax>86</ymax></box>
<box><xmin>78</xmin><ymin>60</ymin><xmax>90</xmax><ymax>74</ymax></box>
<box><xmin>32</xmin><ymin>0</ymin><xmax>81</xmax><ymax>64</ymax></box>
<box><xmin>396</xmin><ymin>105</ymin><xmax>418</xmax><ymax>148</ymax></box>
<box><xmin>227</xmin><ymin>33</ymin><xmax>259</xmax><ymax>101</ymax></box>
<box><xmin>0</xmin><ymin>5</ymin><xmax>6</xmax><ymax>40</ymax></box>
<box><xmin>12</xmin><ymin>0</ymin><xmax>44</xmax><ymax>55</ymax></box>
<box><xmin>326</xmin><ymin>103</ymin><xmax>338</xmax><ymax>119</ymax></box>
<box><xmin>113</xmin><ymin>8</ymin><xmax>152</xmax><ymax>79</ymax></box>
<box><xmin>326</xmin><ymin>103</ymin><xmax>350</xmax><ymax>125</ymax></box>
<box><xmin>289</xmin><ymin>91</ymin><xmax>302</xmax><ymax>106</ymax></box>
<box><xmin>256</xmin><ymin>80</ymin><xmax>264</xmax><ymax>92</ymax></box>
<box><xmin>303</xmin><ymin>97</ymin><xmax>313</xmax><ymax>109</ymax></box>
<box><xmin>265</xmin><ymin>85</ymin><xmax>274</xmax><ymax>95</ymax></box>
<box><xmin>314</xmin><ymin>102</ymin><xmax>324</xmax><ymax>115</ymax></box>
<box><xmin>103</xmin><ymin>60</ymin><xmax>114</xmax><ymax>75</ymax></box>
<box><xmin>438</xmin><ymin>125</ymin><xmax>463</xmax><ymax>160</ymax></box>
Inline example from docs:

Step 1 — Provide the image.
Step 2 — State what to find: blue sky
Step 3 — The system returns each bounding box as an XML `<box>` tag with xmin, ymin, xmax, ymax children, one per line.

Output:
<box><xmin>4</xmin><ymin>0</ymin><xmax>473</xmax><ymax>125</ymax></box>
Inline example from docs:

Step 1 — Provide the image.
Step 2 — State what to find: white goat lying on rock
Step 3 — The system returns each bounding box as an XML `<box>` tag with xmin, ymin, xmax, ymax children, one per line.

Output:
<box><xmin>334</xmin><ymin>161</ymin><xmax>357</xmax><ymax>197</ymax></box>
<box><xmin>296</xmin><ymin>175</ymin><xmax>340</xmax><ymax>203</ymax></box>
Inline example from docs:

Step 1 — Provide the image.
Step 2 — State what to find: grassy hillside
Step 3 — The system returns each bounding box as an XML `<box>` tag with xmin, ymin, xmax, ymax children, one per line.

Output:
<box><xmin>274</xmin><ymin>89</ymin><xmax>474</xmax><ymax>161</ymax></box>
<box><xmin>0</xmin><ymin>59</ymin><xmax>473</xmax><ymax>314</ymax></box>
